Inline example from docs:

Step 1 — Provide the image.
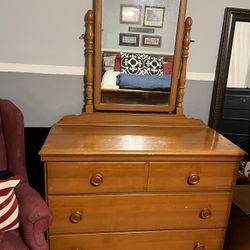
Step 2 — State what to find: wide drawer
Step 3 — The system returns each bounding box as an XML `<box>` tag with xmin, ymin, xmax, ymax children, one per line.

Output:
<box><xmin>50</xmin><ymin>229</ymin><xmax>225</xmax><ymax>250</ymax></box>
<box><xmin>220</xmin><ymin>119</ymin><xmax>250</xmax><ymax>134</ymax></box>
<box><xmin>224</xmin><ymin>94</ymin><xmax>250</xmax><ymax>109</ymax></box>
<box><xmin>47</xmin><ymin>162</ymin><xmax>147</xmax><ymax>194</ymax></box>
<box><xmin>148</xmin><ymin>162</ymin><xmax>238</xmax><ymax>191</ymax></box>
<box><xmin>48</xmin><ymin>192</ymin><xmax>231</xmax><ymax>233</ymax></box>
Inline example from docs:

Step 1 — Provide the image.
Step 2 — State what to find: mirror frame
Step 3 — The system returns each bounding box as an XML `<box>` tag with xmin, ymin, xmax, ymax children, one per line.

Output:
<box><xmin>93</xmin><ymin>0</ymin><xmax>188</xmax><ymax>113</ymax></box>
<box><xmin>209</xmin><ymin>7</ymin><xmax>250</xmax><ymax>130</ymax></box>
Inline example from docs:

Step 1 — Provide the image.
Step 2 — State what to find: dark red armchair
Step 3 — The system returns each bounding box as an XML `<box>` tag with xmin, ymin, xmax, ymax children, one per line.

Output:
<box><xmin>0</xmin><ymin>99</ymin><xmax>52</xmax><ymax>250</ymax></box>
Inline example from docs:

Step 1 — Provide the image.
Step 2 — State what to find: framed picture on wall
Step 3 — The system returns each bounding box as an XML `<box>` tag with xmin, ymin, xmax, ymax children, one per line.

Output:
<box><xmin>143</xmin><ymin>6</ymin><xmax>165</xmax><ymax>27</ymax></box>
<box><xmin>128</xmin><ymin>27</ymin><xmax>155</xmax><ymax>33</ymax></box>
<box><xmin>142</xmin><ymin>35</ymin><xmax>162</xmax><ymax>47</ymax></box>
<box><xmin>119</xmin><ymin>33</ymin><xmax>140</xmax><ymax>47</ymax></box>
<box><xmin>120</xmin><ymin>4</ymin><xmax>142</xmax><ymax>24</ymax></box>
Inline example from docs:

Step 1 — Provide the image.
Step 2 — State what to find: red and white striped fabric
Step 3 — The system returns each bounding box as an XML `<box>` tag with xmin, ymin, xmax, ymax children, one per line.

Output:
<box><xmin>0</xmin><ymin>176</ymin><xmax>20</xmax><ymax>232</ymax></box>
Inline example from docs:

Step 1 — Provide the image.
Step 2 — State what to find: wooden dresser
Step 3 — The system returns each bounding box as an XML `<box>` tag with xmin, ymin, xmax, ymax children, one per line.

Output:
<box><xmin>39</xmin><ymin>2</ymin><xmax>246</xmax><ymax>249</ymax></box>
<box><xmin>39</xmin><ymin>113</ymin><xmax>245</xmax><ymax>250</ymax></box>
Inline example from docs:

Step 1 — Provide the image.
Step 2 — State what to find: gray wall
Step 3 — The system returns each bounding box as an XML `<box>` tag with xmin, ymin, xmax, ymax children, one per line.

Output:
<box><xmin>1</xmin><ymin>0</ymin><xmax>250</xmax><ymax>127</ymax></box>
<box><xmin>187</xmin><ymin>0</ymin><xmax>250</xmax><ymax>73</ymax></box>
<box><xmin>0</xmin><ymin>73</ymin><xmax>84</xmax><ymax>127</ymax></box>
<box><xmin>0</xmin><ymin>0</ymin><xmax>92</xmax><ymax>66</ymax></box>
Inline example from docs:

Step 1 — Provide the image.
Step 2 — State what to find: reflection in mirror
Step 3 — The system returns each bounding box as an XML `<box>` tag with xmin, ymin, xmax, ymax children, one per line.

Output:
<box><xmin>227</xmin><ymin>22</ymin><xmax>250</xmax><ymax>88</ymax></box>
<box><xmin>100</xmin><ymin>0</ymin><xmax>181</xmax><ymax>106</ymax></box>
<box><xmin>209</xmin><ymin>8</ymin><xmax>250</xmax><ymax>130</ymax></box>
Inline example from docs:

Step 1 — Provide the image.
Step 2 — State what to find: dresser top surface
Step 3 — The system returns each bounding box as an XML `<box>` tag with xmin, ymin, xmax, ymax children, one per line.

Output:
<box><xmin>40</xmin><ymin>117</ymin><xmax>245</xmax><ymax>161</ymax></box>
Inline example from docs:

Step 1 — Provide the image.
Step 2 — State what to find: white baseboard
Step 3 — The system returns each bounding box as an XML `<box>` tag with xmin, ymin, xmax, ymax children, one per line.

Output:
<box><xmin>0</xmin><ymin>62</ymin><xmax>215</xmax><ymax>81</ymax></box>
<box><xmin>0</xmin><ymin>63</ymin><xmax>84</xmax><ymax>76</ymax></box>
<box><xmin>187</xmin><ymin>72</ymin><xmax>215</xmax><ymax>81</ymax></box>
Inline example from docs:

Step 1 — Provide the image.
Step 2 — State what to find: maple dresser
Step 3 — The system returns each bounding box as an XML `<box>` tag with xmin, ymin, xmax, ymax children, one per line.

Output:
<box><xmin>39</xmin><ymin>1</ymin><xmax>246</xmax><ymax>249</ymax></box>
<box><xmin>39</xmin><ymin>113</ymin><xmax>245</xmax><ymax>250</ymax></box>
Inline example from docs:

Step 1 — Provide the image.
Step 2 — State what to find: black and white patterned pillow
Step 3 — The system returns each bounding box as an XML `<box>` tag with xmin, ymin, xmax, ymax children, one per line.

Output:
<box><xmin>121</xmin><ymin>53</ymin><xmax>163</xmax><ymax>76</ymax></box>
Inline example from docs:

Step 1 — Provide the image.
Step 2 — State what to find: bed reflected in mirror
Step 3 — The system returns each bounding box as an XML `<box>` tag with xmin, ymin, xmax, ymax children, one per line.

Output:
<box><xmin>101</xmin><ymin>51</ymin><xmax>173</xmax><ymax>105</ymax></box>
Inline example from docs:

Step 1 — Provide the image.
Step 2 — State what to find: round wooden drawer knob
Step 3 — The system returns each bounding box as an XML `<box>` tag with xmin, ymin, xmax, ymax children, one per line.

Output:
<box><xmin>194</xmin><ymin>242</ymin><xmax>205</xmax><ymax>250</ymax></box>
<box><xmin>188</xmin><ymin>174</ymin><xmax>200</xmax><ymax>185</ymax></box>
<box><xmin>200</xmin><ymin>208</ymin><xmax>212</xmax><ymax>219</ymax></box>
<box><xmin>90</xmin><ymin>173</ymin><xmax>103</xmax><ymax>187</ymax></box>
<box><xmin>69</xmin><ymin>211</ymin><xmax>82</xmax><ymax>224</ymax></box>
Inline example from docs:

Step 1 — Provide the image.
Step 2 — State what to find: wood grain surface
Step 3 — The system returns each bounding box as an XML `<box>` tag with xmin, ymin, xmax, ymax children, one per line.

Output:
<box><xmin>48</xmin><ymin>192</ymin><xmax>231</xmax><ymax>233</ymax></box>
<box><xmin>47</xmin><ymin>162</ymin><xmax>148</xmax><ymax>194</ymax></box>
<box><xmin>50</xmin><ymin>229</ymin><xmax>225</xmax><ymax>250</ymax></box>
<box><xmin>148</xmin><ymin>162</ymin><xmax>238</xmax><ymax>191</ymax></box>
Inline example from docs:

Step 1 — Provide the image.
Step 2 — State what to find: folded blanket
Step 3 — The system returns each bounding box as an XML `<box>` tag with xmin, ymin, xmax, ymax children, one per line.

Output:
<box><xmin>116</xmin><ymin>73</ymin><xmax>171</xmax><ymax>90</ymax></box>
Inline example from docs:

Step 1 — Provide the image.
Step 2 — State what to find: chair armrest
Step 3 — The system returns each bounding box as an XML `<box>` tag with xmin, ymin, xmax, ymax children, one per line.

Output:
<box><xmin>15</xmin><ymin>183</ymin><xmax>52</xmax><ymax>250</ymax></box>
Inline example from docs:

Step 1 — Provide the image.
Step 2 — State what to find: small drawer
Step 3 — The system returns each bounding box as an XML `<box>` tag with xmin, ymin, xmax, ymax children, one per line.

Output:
<box><xmin>47</xmin><ymin>162</ymin><xmax>148</xmax><ymax>194</ymax></box>
<box><xmin>50</xmin><ymin>229</ymin><xmax>225</xmax><ymax>250</ymax></box>
<box><xmin>220</xmin><ymin>119</ymin><xmax>250</xmax><ymax>134</ymax></box>
<box><xmin>48</xmin><ymin>192</ymin><xmax>231</xmax><ymax>234</ymax></box>
<box><xmin>224</xmin><ymin>95</ymin><xmax>250</xmax><ymax>109</ymax></box>
<box><xmin>148</xmin><ymin>162</ymin><xmax>238</xmax><ymax>191</ymax></box>
<box><xmin>223</xmin><ymin>108</ymin><xmax>250</xmax><ymax>119</ymax></box>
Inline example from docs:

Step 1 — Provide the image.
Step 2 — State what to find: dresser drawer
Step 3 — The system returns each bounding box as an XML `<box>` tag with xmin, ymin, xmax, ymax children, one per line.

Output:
<box><xmin>48</xmin><ymin>192</ymin><xmax>231</xmax><ymax>233</ymax></box>
<box><xmin>47</xmin><ymin>162</ymin><xmax>147</xmax><ymax>194</ymax></box>
<box><xmin>50</xmin><ymin>229</ymin><xmax>225</xmax><ymax>250</ymax></box>
<box><xmin>148</xmin><ymin>162</ymin><xmax>238</xmax><ymax>191</ymax></box>
<box><xmin>220</xmin><ymin>119</ymin><xmax>250</xmax><ymax>134</ymax></box>
<box><xmin>224</xmin><ymin>94</ymin><xmax>250</xmax><ymax>109</ymax></box>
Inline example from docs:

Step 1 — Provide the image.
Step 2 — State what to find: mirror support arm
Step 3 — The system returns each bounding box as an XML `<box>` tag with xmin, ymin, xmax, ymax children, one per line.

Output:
<box><xmin>176</xmin><ymin>16</ymin><xmax>192</xmax><ymax>115</ymax></box>
<box><xmin>85</xmin><ymin>10</ymin><xmax>94</xmax><ymax>113</ymax></box>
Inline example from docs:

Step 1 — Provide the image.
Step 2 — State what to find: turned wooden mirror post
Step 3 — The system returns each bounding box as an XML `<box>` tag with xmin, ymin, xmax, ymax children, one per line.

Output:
<box><xmin>176</xmin><ymin>16</ymin><xmax>192</xmax><ymax>115</ymax></box>
<box><xmin>85</xmin><ymin>10</ymin><xmax>94</xmax><ymax>113</ymax></box>
<box><xmin>84</xmin><ymin>0</ymin><xmax>192</xmax><ymax>114</ymax></box>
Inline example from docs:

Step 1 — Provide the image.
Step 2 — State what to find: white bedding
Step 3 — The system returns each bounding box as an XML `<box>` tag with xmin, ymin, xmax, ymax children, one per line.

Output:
<box><xmin>101</xmin><ymin>70</ymin><xmax>120</xmax><ymax>89</ymax></box>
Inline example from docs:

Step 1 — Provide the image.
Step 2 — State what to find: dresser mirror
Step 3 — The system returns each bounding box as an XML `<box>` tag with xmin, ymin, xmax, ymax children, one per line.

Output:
<box><xmin>93</xmin><ymin>0</ymin><xmax>189</xmax><ymax>112</ymax></box>
<box><xmin>209</xmin><ymin>8</ymin><xmax>250</xmax><ymax>131</ymax></box>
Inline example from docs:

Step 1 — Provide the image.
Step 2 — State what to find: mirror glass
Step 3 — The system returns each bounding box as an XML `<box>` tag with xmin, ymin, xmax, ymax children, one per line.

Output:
<box><xmin>209</xmin><ymin>8</ymin><xmax>250</xmax><ymax>130</ymax></box>
<box><xmin>94</xmin><ymin>0</ymin><xmax>186</xmax><ymax>112</ymax></box>
<box><xmin>227</xmin><ymin>21</ymin><xmax>250</xmax><ymax>88</ymax></box>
